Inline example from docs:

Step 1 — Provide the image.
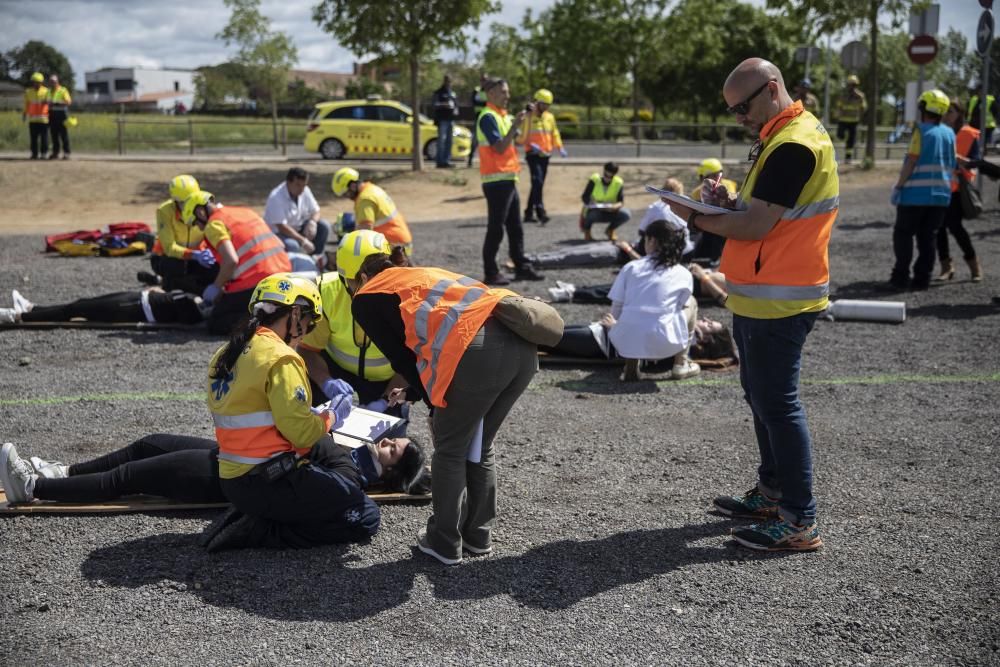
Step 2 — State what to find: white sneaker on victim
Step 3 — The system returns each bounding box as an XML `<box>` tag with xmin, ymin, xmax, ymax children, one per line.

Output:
<box><xmin>30</xmin><ymin>456</ymin><xmax>69</xmax><ymax>479</ymax></box>
<box><xmin>0</xmin><ymin>308</ymin><xmax>16</xmax><ymax>324</ymax></box>
<box><xmin>1</xmin><ymin>443</ymin><xmax>37</xmax><ymax>503</ymax></box>
<box><xmin>547</xmin><ymin>287</ymin><xmax>571</xmax><ymax>302</ymax></box>
<box><xmin>11</xmin><ymin>290</ymin><xmax>34</xmax><ymax>315</ymax></box>
<box><xmin>671</xmin><ymin>360</ymin><xmax>701</xmax><ymax>380</ymax></box>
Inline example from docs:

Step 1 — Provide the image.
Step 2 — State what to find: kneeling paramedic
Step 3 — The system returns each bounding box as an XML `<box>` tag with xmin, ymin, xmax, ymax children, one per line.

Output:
<box><xmin>148</xmin><ymin>174</ymin><xmax>218</xmax><ymax>293</ymax></box>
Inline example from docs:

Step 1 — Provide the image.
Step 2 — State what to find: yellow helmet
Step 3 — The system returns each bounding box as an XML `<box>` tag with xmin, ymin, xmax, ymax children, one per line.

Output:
<box><xmin>249</xmin><ymin>273</ymin><xmax>323</xmax><ymax>320</ymax></box>
<box><xmin>336</xmin><ymin>229</ymin><xmax>390</xmax><ymax>280</ymax></box>
<box><xmin>846</xmin><ymin>74</ymin><xmax>860</xmax><ymax>86</ymax></box>
<box><xmin>30</xmin><ymin>72</ymin><xmax>44</xmax><ymax>83</ymax></box>
<box><xmin>534</xmin><ymin>88</ymin><xmax>554</xmax><ymax>105</ymax></box>
<box><xmin>168</xmin><ymin>174</ymin><xmax>200</xmax><ymax>203</ymax></box>
<box><xmin>181</xmin><ymin>190</ymin><xmax>214</xmax><ymax>225</ymax></box>
<box><xmin>696</xmin><ymin>158</ymin><xmax>724</xmax><ymax>179</ymax></box>
<box><xmin>332</xmin><ymin>167</ymin><xmax>360</xmax><ymax>196</ymax></box>
<box><xmin>919</xmin><ymin>89</ymin><xmax>950</xmax><ymax>116</ymax></box>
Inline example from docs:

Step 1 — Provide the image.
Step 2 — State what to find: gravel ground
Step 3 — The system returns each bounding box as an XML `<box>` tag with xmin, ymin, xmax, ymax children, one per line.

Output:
<box><xmin>1</xmin><ymin>169</ymin><xmax>999</xmax><ymax>666</ymax></box>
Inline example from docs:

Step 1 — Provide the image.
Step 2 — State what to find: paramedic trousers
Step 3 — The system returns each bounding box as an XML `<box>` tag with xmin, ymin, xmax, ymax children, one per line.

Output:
<box><xmin>525</xmin><ymin>153</ymin><xmax>549</xmax><ymax>217</ymax></box>
<box><xmin>32</xmin><ymin>434</ymin><xmax>222</xmax><ymax>503</ymax></box>
<box><xmin>733</xmin><ymin>312</ymin><xmax>818</xmax><ymax>526</ymax></box>
<box><xmin>424</xmin><ymin>318</ymin><xmax>537</xmax><ymax>560</ymax></box>
<box><xmin>29</xmin><ymin>122</ymin><xmax>48</xmax><ymax>159</ymax></box>
<box><xmin>150</xmin><ymin>255</ymin><xmax>219</xmax><ymax>294</ymax></box>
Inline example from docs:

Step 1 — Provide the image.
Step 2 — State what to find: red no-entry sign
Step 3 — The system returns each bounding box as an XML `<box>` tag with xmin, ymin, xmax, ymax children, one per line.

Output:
<box><xmin>908</xmin><ymin>35</ymin><xmax>939</xmax><ymax>65</ymax></box>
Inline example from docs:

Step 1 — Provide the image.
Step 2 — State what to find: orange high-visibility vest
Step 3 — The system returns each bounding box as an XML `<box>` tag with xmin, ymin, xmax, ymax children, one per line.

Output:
<box><xmin>520</xmin><ymin>110</ymin><xmax>562</xmax><ymax>156</ymax></box>
<box><xmin>356</xmin><ymin>266</ymin><xmax>516</xmax><ymax>408</ymax></box>
<box><xmin>208</xmin><ymin>207</ymin><xmax>291</xmax><ymax>293</ymax></box>
<box><xmin>720</xmin><ymin>101</ymin><xmax>839</xmax><ymax>319</ymax></box>
<box><xmin>24</xmin><ymin>86</ymin><xmax>49</xmax><ymax>123</ymax></box>
<box><xmin>355</xmin><ymin>182</ymin><xmax>413</xmax><ymax>249</ymax></box>
<box><xmin>476</xmin><ymin>103</ymin><xmax>520</xmax><ymax>183</ymax></box>
<box><xmin>952</xmin><ymin>125</ymin><xmax>980</xmax><ymax>192</ymax></box>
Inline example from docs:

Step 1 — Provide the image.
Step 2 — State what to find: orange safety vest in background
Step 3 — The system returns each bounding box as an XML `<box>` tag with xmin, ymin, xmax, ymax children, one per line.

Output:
<box><xmin>520</xmin><ymin>110</ymin><xmax>562</xmax><ymax>156</ymax></box>
<box><xmin>476</xmin><ymin>103</ymin><xmax>520</xmax><ymax>183</ymax></box>
<box><xmin>952</xmin><ymin>125</ymin><xmax>980</xmax><ymax>192</ymax></box>
<box><xmin>24</xmin><ymin>86</ymin><xmax>50</xmax><ymax>123</ymax></box>
<box><xmin>208</xmin><ymin>207</ymin><xmax>291</xmax><ymax>293</ymax></box>
<box><xmin>356</xmin><ymin>266</ymin><xmax>516</xmax><ymax>408</ymax></box>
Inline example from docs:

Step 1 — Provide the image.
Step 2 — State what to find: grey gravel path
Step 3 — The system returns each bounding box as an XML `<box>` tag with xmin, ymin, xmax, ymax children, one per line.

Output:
<box><xmin>1</xmin><ymin>170</ymin><xmax>998</xmax><ymax>666</ymax></box>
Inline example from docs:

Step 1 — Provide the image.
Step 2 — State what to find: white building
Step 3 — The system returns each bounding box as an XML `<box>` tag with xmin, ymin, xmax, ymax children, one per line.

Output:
<box><xmin>84</xmin><ymin>67</ymin><xmax>195</xmax><ymax>111</ymax></box>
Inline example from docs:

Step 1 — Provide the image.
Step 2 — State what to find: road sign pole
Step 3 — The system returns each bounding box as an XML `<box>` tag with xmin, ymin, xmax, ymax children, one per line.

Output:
<box><xmin>917</xmin><ymin>65</ymin><xmax>924</xmax><ymax>97</ymax></box>
<box><xmin>823</xmin><ymin>35</ymin><xmax>832</xmax><ymax>126</ymax></box>
<box><xmin>804</xmin><ymin>48</ymin><xmax>812</xmax><ymax>82</ymax></box>
<box><xmin>982</xmin><ymin>55</ymin><xmax>990</xmax><ymax>188</ymax></box>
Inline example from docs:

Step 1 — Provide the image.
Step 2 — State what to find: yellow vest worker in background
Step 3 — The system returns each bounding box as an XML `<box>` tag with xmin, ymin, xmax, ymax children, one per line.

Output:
<box><xmin>47</xmin><ymin>74</ymin><xmax>72</xmax><ymax>159</ymax></box>
<box><xmin>141</xmin><ymin>174</ymin><xmax>218</xmax><ymax>294</ymax></box>
<box><xmin>476</xmin><ymin>77</ymin><xmax>543</xmax><ymax>285</ymax></box>
<box><xmin>331</xmin><ymin>168</ymin><xmax>413</xmax><ymax>254</ymax></box>
<box><xmin>690</xmin><ymin>158</ymin><xmax>738</xmax><ymax>262</ymax></box>
<box><xmin>182</xmin><ymin>191</ymin><xmax>291</xmax><ymax>335</ymax></box>
<box><xmin>23</xmin><ymin>72</ymin><xmax>49</xmax><ymax>160</ymax></box>
<box><xmin>670</xmin><ymin>58</ymin><xmax>838</xmax><ymax>554</ymax></box>
<box><xmin>792</xmin><ymin>79</ymin><xmax>820</xmax><ymax>117</ymax></box>
<box><xmin>519</xmin><ymin>88</ymin><xmax>566</xmax><ymax>224</ymax></box>
<box><xmin>968</xmin><ymin>86</ymin><xmax>997</xmax><ymax>153</ymax></box>
<box><xmin>580</xmin><ymin>161</ymin><xmax>630</xmax><ymax>241</ymax></box>
<box><xmin>833</xmin><ymin>74</ymin><xmax>866</xmax><ymax>163</ymax></box>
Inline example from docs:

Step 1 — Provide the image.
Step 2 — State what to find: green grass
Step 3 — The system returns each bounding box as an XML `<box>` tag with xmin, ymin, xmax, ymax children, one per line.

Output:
<box><xmin>0</xmin><ymin>111</ymin><xmax>309</xmax><ymax>153</ymax></box>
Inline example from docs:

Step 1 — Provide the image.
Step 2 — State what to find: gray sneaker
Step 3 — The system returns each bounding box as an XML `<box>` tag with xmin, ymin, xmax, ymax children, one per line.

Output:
<box><xmin>1</xmin><ymin>443</ymin><xmax>37</xmax><ymax>503</ymax></box>
<box><xmin>0</xmin><ymin>308</ymin><xmax>15</xmax><ymax>324</ymax></box>
<box><xmin>29</xmin><ymin>456</ymin><xmax>69</xmax><ymax>479</ymax></box>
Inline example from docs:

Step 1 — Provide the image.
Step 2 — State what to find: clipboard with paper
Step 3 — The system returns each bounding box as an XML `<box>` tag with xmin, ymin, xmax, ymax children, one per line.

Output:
<box><xmin>315</xmin><ymin>404</ymin><xmax>406</xmax><ymax>448</ymax></box>
<box><xmin>644</xmin><ymin>185</ymin><xmax>743</xmax><ymax>215</ymax></box>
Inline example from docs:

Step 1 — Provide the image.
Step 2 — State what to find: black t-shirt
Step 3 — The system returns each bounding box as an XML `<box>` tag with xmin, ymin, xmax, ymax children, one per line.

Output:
<box><xmin>750</xmin><ymin>143</ymin><xmax>817</xmax><ymax>209</ymax></box>
<box><xmin>148</xmin><ymin>290</ymin><xmax>203</xmax><ymax>324</ymax></box>
<box><xmin>351</xmin><ymin>292</ymin><xmax>431</xmax><ymax>407</ymax></box>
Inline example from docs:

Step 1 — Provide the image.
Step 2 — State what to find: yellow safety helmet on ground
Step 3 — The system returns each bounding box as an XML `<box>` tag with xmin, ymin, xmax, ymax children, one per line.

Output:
<box><xmin>30</xmin><ymin>72</ymin><xmax>44</xmax><ymax>83</ymax></box>
<box><xmin>336</xmin><ymin>229</ymin><xmax>390</xmax><ymax>280</ymax></box>
<box><xmin>181</xmin><ymin>190</ymin><xmax>214</xmax><ymax>225</ymax></box>
<box><xmin>534</xmin><ymin>88</ymin><xmax>554</xmax><ymax>105</ymax></box>
<box><xmin>918</xmin><ymin>89</ymin><xmax>950</xmax><ymax>116</ymax></box>
<box><xmin>249</xmin><ymin>273</ymin><xmax>323</xmax><ymax>320</ymax></box>
<box><xmin>332</xmin><ymin>167</ymin><xmax>360</xmax><ymax>196</ymax></box>
<box><xmin>168</xmin><ymin>174</ymin><xmax>200</xmax><ymax>203</ymax></box>
<box><xmin>696</xmin><ymin>158</ymin><xmax>724</xmax><ymax>179</ymax></box>
<box><xmin>846</xmin><ymin>74</ymin><xmax>860</xmax><ymax>86</ymax></box>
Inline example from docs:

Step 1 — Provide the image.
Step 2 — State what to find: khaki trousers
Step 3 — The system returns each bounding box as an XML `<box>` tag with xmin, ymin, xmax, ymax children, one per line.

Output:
<box><xmin>425</xmin><ymin>318</ymin><xmax>537</xmax><ymax>558</ymax></box>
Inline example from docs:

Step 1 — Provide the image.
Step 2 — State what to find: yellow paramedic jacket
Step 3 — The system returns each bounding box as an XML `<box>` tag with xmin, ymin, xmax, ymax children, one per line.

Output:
<box><xmin>155</xmin><ymin>199</ymin><xmax>205</xmax><ymax>259</ymax></box>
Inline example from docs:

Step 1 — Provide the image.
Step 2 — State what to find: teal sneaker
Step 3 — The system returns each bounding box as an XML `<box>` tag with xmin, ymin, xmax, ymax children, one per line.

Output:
<box><xmin>712</xmin><ymin>486</ymin><xmax>779</xmax><ymax>520</ymax></box>
<box><xmin>732</xmin><ymin>517</ymin><xmax>823</xmax><ymax>552</ymax></box>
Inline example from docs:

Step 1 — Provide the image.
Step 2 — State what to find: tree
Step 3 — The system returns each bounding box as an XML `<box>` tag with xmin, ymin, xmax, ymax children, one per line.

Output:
<box><xmin>773</xmin><ymin>0</ymin><xmax>921</xmax><ymax>166</ymax></box>
<box><xmin>218</xmin><ymin>0</ymin><xmax>297</xmax><ymax>148</ymax></box>
<box><xmin>314</xmin><ymin>0</ymin><xmax>498</xmax><ymax>170</ymax></box>
<box><xmin>605</xmin><ymin>0</ymin><xmax>669</xmax><ymax>134</ymax></box>
<box><xmin>1</xmin><ymin>40</ymin><xmax>75</xmax><ymax>90</ymax></box>
<box><xmin>193</xmin><ymin>63</ymin><xmax>250</xmax><ymax>110</ymax></box>
<box><xmin>344</xmin><ymin>76</ymin><xmax>386</xmax><ymax>100</ymax></box>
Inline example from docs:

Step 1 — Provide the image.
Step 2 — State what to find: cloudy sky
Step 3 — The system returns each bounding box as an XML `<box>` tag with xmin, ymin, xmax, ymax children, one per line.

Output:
<box><xmin>0</xmin><ymin>0</ymin><xmax>987</xmax><ymax>78</ymax></box>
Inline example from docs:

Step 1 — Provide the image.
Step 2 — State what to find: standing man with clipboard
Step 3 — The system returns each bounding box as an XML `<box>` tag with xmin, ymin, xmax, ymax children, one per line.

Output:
<box><xmin>669</xmin><ymin>58</ymin><xmax>838</xmax><ymax>553</ymax></box>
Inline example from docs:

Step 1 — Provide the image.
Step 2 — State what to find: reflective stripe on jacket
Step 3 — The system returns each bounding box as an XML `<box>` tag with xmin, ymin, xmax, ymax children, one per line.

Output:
<box><xmin>589</xmin><ymin>173</ymin><xmax>624</xmax><ymax>203</ymax></box>
<box><xmin>720</xmin><ymin>101</ymin><xmax>839</xmax><ymax>319</ymax></box>
<box><xmin>207</xmin><ymin>327</ymin><xmax>330</xmax><ymax>479</ymax></box>
<box><xmin>356</xmin><ymin>267</ymin><xmax>516</xmax><ymax>408</ymax></box>
<box><xmin>952</xmin><ymin>125</ymin><xmax>980</xmax><ymax>192</ymax></box>
<box><xmin>355</xmin><ymin>182</ymin><xmax>412</xmax><ymax>248</ymax></box>
<box><xmin>208</xmin><ymin>207</ymin><xmax>291</xmax><ymax>293</ymax></box>
<box><xmin>476</xmin><ymin>103</ymin><xmax>520</xmax><ymax>183</ymax></box>
<box><xmin>24</xmin><ymin>86</ymin><xmax>49</xmax><ymax>123</ymax></box>
<box><xmin>49</xmin><ymin>85</ymin><xmax>71</xmax><ymax>110</ymax></box>
<box><xmin>521</xmin><ymin>110</ymin><xmax>562</xmax><ymax>156</ymax></box>
<box><xmin>900</xmin><ymin>122</ymin><xmax>956</xmax><ymax>207</ymax></box>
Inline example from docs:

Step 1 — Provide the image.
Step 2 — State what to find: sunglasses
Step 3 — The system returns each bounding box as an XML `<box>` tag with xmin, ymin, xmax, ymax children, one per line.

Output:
<box><xmin>726</xmin><ymin>80</ymin><xmax>775</xmax><ymax>115</ymax></box>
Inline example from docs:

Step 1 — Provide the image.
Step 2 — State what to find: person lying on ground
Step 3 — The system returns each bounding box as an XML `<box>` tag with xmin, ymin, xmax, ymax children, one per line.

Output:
<box><xmin>0</xmin><ymin>433</ymin><xmax>427</xmax><ymax>507</ymax></box>
<box><xmin>0</xmin><ymin>288</ymin><xmax>204</xmax><ymax>325</ymax></box>
<box><xmin>547</xmin><ymin>264</ymin><xmax>729</xmax><ymax>308</ymax></box>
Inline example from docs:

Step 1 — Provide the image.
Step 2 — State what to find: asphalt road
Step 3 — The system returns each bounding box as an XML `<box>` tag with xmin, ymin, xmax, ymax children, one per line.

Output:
<box><xmin>0</xmin><ymin>173</ymin><xmax>998</xmax><ymax>665</ymax></box>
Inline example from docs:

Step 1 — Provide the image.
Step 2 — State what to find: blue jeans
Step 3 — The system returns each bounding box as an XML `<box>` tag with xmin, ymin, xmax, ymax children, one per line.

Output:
<box><xmin>733</xmin><ymin>312</ymin><xmax>819</xmax><ymax>525</ymax></box>
<box><xmin>280</xmin><ymin>218</ymin><xmax>331</xmax><ymax>255</ymax></box>
<box><xmin>436</xmin><ymin>121</ymin><xmax>454</xmax><ymax>166</ymax></box>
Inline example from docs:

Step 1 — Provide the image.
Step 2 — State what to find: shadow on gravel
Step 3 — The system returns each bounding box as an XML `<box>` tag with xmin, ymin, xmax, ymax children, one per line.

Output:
<box><xmin>137</xmin><ymin>169</ymin><xmax>296</xmax><ymax>207</ymax></box>
<box><xmin>556</xmin><ymin>370</ymin><xmax>664</xmax><ymax>395</ymax></box>
<box><xmin>96</xmin><ymin>330</ymin><xmax>222</xmax><ymax>346</ymax></box>
<box><xmin>80</xmin><ymin>521</ymin><xmax>757</xmax><ymax>621</ymax></box>
<box><xmin>906</xmin><ymin>303</ymin><xmax>1000</xmax><ymax>320</ymax></box>
<box><xmin>831</xmin><ymin>280</ymin><xmax>909</xmax><ymax>299</ymax></box>
<box><xmin>836</xmin><ymin>220</ymin><xmax>891</xmax><ymax>231</ymax></box>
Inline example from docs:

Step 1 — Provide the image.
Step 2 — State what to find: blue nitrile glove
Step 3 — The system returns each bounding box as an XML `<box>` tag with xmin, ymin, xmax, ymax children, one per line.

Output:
<box><xmin>322</xmin><ymin>378</ymin><xmax>354</xmax><ymax>402</ymax></box>
<box><xmin>201</xmin><ymin>283</ymin><xmax>221</xmax><ymax>306</ymax></box>
<box><xmin>890</xmin><ymin>186</ymin><xmax>902</xmax><ymax>206</ymax></box>
<box><xmin>559</xmin><ymin>147</ymin><xmax>568</xmax><ymax>158</ymax></box>
<box><xmin>192</xmin><ymin>248</ymin><xmax>216</xmax><ymax>268</ymax></box>
<box><xmin>328</xmin><ymin>392</ymin><xmax>353</xmax><ymax>430</ymax></box>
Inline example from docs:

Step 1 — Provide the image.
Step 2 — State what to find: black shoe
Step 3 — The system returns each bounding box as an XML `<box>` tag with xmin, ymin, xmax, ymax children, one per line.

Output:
<box><xmin>484</xmin><ymin>273</ymin><xmax>511</xmax><ymax>286</ymax></box>
<box><xmin>513</xmin><ymin>266</ymin><xmax>545</xmax><ymax>281</ymax></box>
<box><xmin>537</xmin><ymin>209</ymin><xmax>550</xmax><ymax>225</ymax></box>
<box><xmin>523</xmin><ymin>209</ymin><xmax>537</xmax><ymax>223</ymax></box>
<box><xmin>137</xmin><ymin>271</ymin><xmax>161</xmax><ymax>286</ymax></box>
<box><xmin>199</xmin><ymin>507</ymin><xmax>242</xmax><ymax>547</ymax></box>
<box><xmin>205</xmin><ymin>514</ymin><xmax>258</xmax><ymax>553</ymax></box>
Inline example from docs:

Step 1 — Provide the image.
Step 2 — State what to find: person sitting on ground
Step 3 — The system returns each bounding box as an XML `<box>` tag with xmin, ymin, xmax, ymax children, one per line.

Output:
<box><xmin>182</xmin><ymin>191</ymin><xmax>293</xmax><ymax>335</ymax></box>
<box><xmin>331</xmin><ymin>168</ymin><xmax>414</xmax><ymax>256</ymax></box>
<box><xmin>263</xmin><ymin>167</ymin><xmax>332</xmax><ymax>262</ymax></box>
<box><xmin>548</xmin><ymin>263</ymin><xmax>728</xmax><ymax>308</ymax></box>
<box><xmin>0</xmin><ymin>288</ymin><xmax>204</xmax><ymax>326</ymax></box>
<box><xmin>587</xmin><ymin>219</ymin><xmax>700</xmax><ymax>381</ymax></box>
<box><xmin>142</xmin><ymin>174</ymin><xmax>219</xmax><ymax>294</ymax></box>
<box><xmin>629</xmin><ymin>177</ymin><xmax>693</xmax><ymax>261</ymax></box>
<box><xmin>580</xmin><ymin>161</ymin><xmax>631</xmax><ymax>241</ymax></box>
<box><xmin>0</xmin><ymin>434</ymin><xmax>427</xmax><ymax>507</ymax></box>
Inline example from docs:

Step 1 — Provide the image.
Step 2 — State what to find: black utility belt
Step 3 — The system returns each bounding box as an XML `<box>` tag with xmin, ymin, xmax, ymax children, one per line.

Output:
<box><xmin>249</xmin><ymin>451</ymin><xmax>300</xmax><ymax>483</ymax></box>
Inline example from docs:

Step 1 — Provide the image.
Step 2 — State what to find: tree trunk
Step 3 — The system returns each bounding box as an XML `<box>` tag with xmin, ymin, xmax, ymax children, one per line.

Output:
<box><xmin>410</xmin><ymin>57</ymin><xmax>423</xmax><ymax>171</ymax></box>
<box><xmin>271</xmin><ymin>95</ymin><xmax>279</xmax><ymax>150</ymax></box>
<box><xmin>632</xmin><ymin>62</ymin><xmax>640</xmax><ymax>141</ymax></box>
<box><xmin>865</xmin><ymin>0</ymin><xmax>878</xmax><ymax>164</ymax></box>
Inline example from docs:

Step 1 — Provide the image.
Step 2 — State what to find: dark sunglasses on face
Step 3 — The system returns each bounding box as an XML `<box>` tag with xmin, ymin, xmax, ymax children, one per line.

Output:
<box><xmin>726</xmin><ymin>80</ymin><xmax>775</xmax><ymax>115</ymax></box>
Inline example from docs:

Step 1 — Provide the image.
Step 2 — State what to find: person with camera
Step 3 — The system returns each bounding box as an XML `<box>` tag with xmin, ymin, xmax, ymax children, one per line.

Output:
<box><xmin>476</xmin><ymin>77</ymin><xmax>543</xmax><ymax>285</ymax></box>
<box><xmin>520</xmin><ymin>88</ymin><xmax>566</xmax><ymax>224</ymax></box>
